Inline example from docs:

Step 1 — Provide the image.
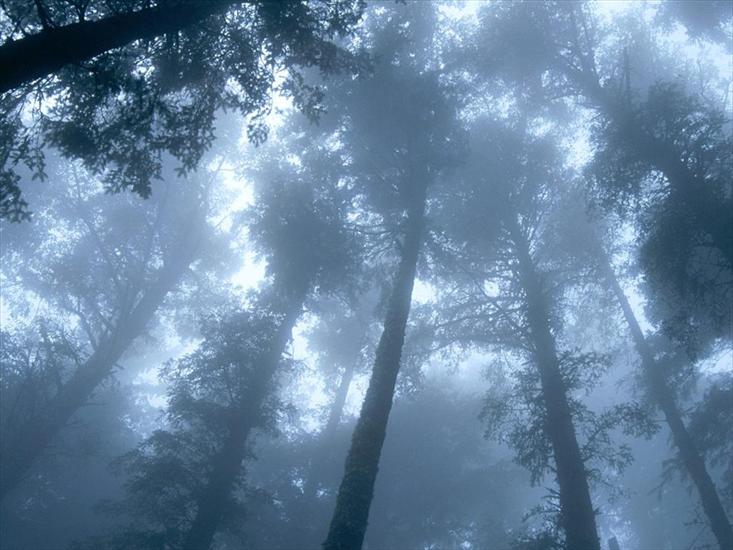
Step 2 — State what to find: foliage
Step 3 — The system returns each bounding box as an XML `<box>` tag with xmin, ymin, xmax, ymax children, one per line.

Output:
<box><xmin>481</xmin><ymin>352</ymin><xmax>657</xmax><ymax>487</ymax></box>
<box><xmin>0</xmin><ymin>0</ymin><xmax>368</xmax><ymax>220</ymax></box>
<box><xmin>2</xmin><ymin>2</ymin><xmax>732</xmax><ymax>549</ymax></box>
<box><xmin>78</xmin><ymin>303</ymin><xmax>289</xmax><ymax>549</ymax></box>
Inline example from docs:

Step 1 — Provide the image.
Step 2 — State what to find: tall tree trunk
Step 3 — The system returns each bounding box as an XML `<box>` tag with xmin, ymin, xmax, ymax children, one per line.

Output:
<box><xmin>181</xmin><ymin>287</ymin><xmax>306</xmax><ymax>550</ymax></box>
<box><xmin>509</xmin><ymin>220</ymin><xmax>601</xmax><ymax>550</ymax></box>
<box><xmin>0</xmin><ymin>250</ymin><xmax>193</xmax><ymax>500</ymax></box>
<box><xmin>0</xmin><ymin>1</ymin><xmax>238</xmax><ymax>94</ymax></box>
<box><xmin>323</xmin><ymin>184</ymin><xmax>427</xmax><ymax>550</ymax></box>
<box><xmin>303</xmin><ymin>363</ymin><xmax>355</xmax><ymax>500</ymax></box>
<box><xmin>597</xmin><ymin>250</ymin><xmax>733</xmax><ymax>550</ymax></box>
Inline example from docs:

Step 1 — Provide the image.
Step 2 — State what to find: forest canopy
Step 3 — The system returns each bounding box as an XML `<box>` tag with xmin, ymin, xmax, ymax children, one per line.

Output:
<box><xmin>0</xmin><ymin>1</ymin><xmax>731</xmax><ymax>550</ymax></box>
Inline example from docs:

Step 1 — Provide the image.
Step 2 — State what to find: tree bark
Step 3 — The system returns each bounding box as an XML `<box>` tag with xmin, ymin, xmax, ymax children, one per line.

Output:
<box><xmin>181</xmin><ymin>288</ymin><xmax>306</xmax><ymax>550</ymax></box>
<box><xmin>597</xmin><ymin>249</ymin><xmax>733</xmax><ymax>550</ymax></box>
<box><xmin>323</xmin><ymin>184</ymin><xmax>427</xmax><ymax>550</ymax></box>
<box><xmin>0</xmin><ymin>1</ymin><xmax>238</xmax><ymax>94</ymax></box>
<box><xmin>509</xmin><ymin>219</ymin><xmax>601</xmax><ymax>550</ymax></box>
<box><xmin>0</xmin><ymin>249</ymin><xmax>193</xmax><ymax>500</ymax></box>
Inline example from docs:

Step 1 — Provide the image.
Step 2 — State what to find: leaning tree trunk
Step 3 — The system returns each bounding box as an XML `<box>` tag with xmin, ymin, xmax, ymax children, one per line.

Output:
<box><xmin>509</xmin><ymin>220</ymin><xmax>601</xmax><ymax>550</ymax></box>
<box><xmin>0</xmin><ymin>249</ymin><xmax>193</xmax><ymax>500</ymax></box>
<box><xmin>323</xmin><ymin>184</ymin><xmax>427</xmax><ymax>550</ymax></box>
<box><xmin>0</xmin><ymin>1</ymin><xmax>237</xmax><ymax>94</ymax></box>
<box><xmin>181</xmin><ymin>286</ymin><xmax>307</xmax><ymax>550</ymax></box>
<box><xmin>598</xmin><ymin>250</ymin><xmax>733</xmax><ymax>550</ymax></box>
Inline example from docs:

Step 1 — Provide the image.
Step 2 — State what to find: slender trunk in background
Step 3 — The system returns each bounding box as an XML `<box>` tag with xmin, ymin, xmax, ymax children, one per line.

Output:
<box><xmin>181</xmin><ymin>285</ymin><xmax>308</xmax><ymax>550</ymax></box>
<box><xmin>323</xmin><ymin>183</ymin><xmax>427</xmax><ymax>550</ymax></box>
<box><xmin>509</xmin><ymin>219</ymin><xmax>601</xmax><ymax>550</ymax></box>
<box><xmin>0</xmin><ymin>249</ymin><xmax>194</xmax><ymax>500</ymax></box>
<box><xmin>597</xmin><ymin>250</ymin><xmax>733</xmax><ymax>550</ymax></box>
<box><xmin>0</xmin><ymin>1</ymin><xmax>237</xmax><ymax>94</ymax></box>
<box><xmin>323</xmin><ymin>365</ymin><xmax>356</xmax><ymax>445</ymax></box>
<box><xmin>303</xmin><ymin>363</ymin><xmax>355</xmax><ymax>500</ymax></box>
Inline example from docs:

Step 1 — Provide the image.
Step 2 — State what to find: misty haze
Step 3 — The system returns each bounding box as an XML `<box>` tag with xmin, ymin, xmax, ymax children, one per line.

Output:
<box><xmin>0</xmin><ymin>1</ymin><xmax>731</xmax><ymax>549</ymax></box>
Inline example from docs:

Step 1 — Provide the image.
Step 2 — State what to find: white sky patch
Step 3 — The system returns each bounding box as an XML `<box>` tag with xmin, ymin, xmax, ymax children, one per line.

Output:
<box><xmin>437</xmin><ymin>0</ymin><xmax>482</xmax><ymax>22</ymax></box>
<box><xmin>623</xmin><ymin>282</ymin><xmax>655</xmax><ymax>335</ymax></box>
<box><xmin>412</xmin><ymin>278</ymin><xmax>437</xmax><ymax>304</ymax></box>
<box><xmin>483</xmin><ymin>280</ymin><xmax>499</xmax><ymax>297</ymax></box>
<box><xmin>343</xmin><ymin>372</ymin><xmax>369</xmax><ymax>419</ymax></box>
<box><xmin>135</xmin><ymin>366</ymin><xmax>163</xmax><ymax>386</ymax></box>
<box><xmin>593</xmin><ymin>0</ymin><xmax>636</xmax><ymax>19</ymax></box>
<box><xmin>291</xmin><ymin>313</ymin><xmax>316</xmax><ymax>360</ymax></box>
<box><xmin>0</xmin><ymin>273</ymin><xmax>18</xmax><ymax>328</ymax></box>
<box><xmin>230</xmin><ymin>252</ymin><xmax>267</xmax><ymax>293</ymax></box>
<box><xmin>281</xmin><ymin>315</ymin><xmax>333</xmax><ymax>433</ymax></box>
<box><xmin>562</xmin><ymin>108</ymin><xmax>595</xmax><ymax>170</ymax></box>
<box><xmin>609</xmin><ymin>227</ymin><xmax>657</xmax><ymax>335</ymax></box>
<box><xmin>704</xmin><ymin>347</ymin><xmax>733</xmax><ymax>375</ymax></box>
<box><xmin>266</xmin><ymin>68</ymin><xmax>298</xmax><ymax>132</ymax></box>
<box><xmin>146</xmin><ymin>393</ymin><xmax>169</xmax><ymax>410</ymax></box>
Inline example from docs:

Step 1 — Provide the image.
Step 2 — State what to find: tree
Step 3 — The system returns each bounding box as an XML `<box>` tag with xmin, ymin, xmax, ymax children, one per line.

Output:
<box><xmin>0</xmin><ymin>327</ymin><xmax>162</xmax><ymax>549</ymax></box>
<box><xmin>428</xmin><ymin>120</ymin><xmax>655</xmax><ymax>550</ymax></box>
<box><xmin>2</xmin><ymin>2</ymin><xmax>730</xmax><ymax>548</ymax></box>
<box><xmin>0</xmin><ymin>0</ymin><xmax>366</xmax><ymax>220</ymax></box>
<box><xmin>84</xmin><ymin>127</ymin><xmax>360</xmax><ymax>549</ymax></box>
<box><xmin>236</xmin><ymin>364</ymin><xmax>546</xmax><ymax>550</ymax></box>
<box><xmin>596</xmin><ymin>244</ymin><xmax>733</xmax><ymax>549</ymax></box>
<box><xmin>322</xmin><ymin>5</ymin><xmax>465</xmax><ymax>547</ymax></box>
<box><xmin>656</xmin><ymin>0</ymin><xmax>733</xmax><ymax>46</ymax></box>
<box><xmin>471</xmin><ymin>0</ymin><xmax>732</xmax><ymax>352</ymax></box>
<box><xmin>553</xmin><ymin>192</ymin><xmax>733</xmax><ymax>548</ymax></box>
<box><xmin>0</xmin><ymin>159</ymin><xmax>229</xmax><ymax>500</ymax></box>
<box><xmin>688</xmin><ymin>376</ymin><xmax>733</xmax><ymax>509</ymax></box>
<box><xmin>78</xmin><ymin>299</ymin><xmax>298</xmax><ymax>550</ymax></box>
<box><xmin>301</xmin><ymin>290</ymin><xmax>380</xmax><ymax>502</ymax></box>
<box><xmin>182</xmin><ymin>138</ymin><xmax>358</xmax><ymax>550</ymax></box>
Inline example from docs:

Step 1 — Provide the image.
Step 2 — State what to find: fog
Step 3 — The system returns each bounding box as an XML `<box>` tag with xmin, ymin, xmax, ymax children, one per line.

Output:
<box><xmin>0</xmin><ymin>1</ymin><xmax>731</xmax><ymax>549</ymax></box>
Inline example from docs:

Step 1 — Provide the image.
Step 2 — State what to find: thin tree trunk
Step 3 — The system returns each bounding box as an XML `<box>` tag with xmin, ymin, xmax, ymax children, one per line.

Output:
<box><xmin>0</xmin><ymin>250</ymin><xmax>193</xmax><ymax>500</ymax></box>
<box><xmin>0</xmin><ymin>1</ymin><xmax>238</xmax><ymax>94</ymax></box>
<box><xmin>597</xmin><ymin>250</ymin><xmax>733</xmax><ymax>550</ymax></box>
<box><xmin>181</xmin><ymin>288</ymin><xmax>306</xmax><ymax>550</ymax></box>
<box><xmin>509</xmin><ymin>219</ymin><xmax>601</xmax><ymax>550</ymax></box>
<box><xmin>323</xmin><ymin>184</ymin><xmax>427</xmax><ymax>550</ymax></box>
<box><xmin>324</xmin><ymin>365</ymin><xmax>356</xmax><ymax>443</ymax></box>
<box><xmin>303</xmin><ymin>363</ymin><xmax>355</xmax><ymax>500</ymax></box>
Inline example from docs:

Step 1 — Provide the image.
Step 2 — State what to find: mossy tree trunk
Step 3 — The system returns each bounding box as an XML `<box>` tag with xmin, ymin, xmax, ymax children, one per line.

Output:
<box><xmin>323</xmin><ymin>183</ymin><xmax>427</xmax><ymax>550</ymax></box>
